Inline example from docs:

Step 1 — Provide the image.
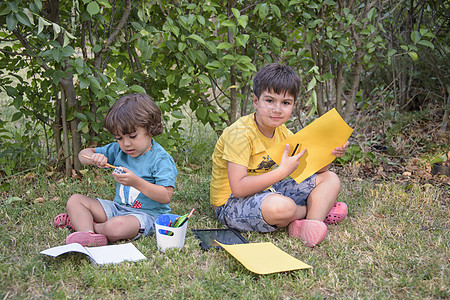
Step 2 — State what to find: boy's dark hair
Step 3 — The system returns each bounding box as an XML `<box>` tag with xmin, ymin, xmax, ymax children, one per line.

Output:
<box><xmin>253</xmin><ymin>63</ymin><xmax>301</xmax><ymax>100</ymax></box>
<box><xmin>104</xmin><ymin>93</ymin><xmax>164</xmax><ymax>137</ymax></box>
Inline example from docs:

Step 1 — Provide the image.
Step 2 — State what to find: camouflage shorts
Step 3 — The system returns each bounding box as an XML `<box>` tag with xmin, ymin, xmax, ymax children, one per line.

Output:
<box><xmin>215</xmin><ymin>175</ymin><xmax>317</xmax><ymax>233</ymax></box>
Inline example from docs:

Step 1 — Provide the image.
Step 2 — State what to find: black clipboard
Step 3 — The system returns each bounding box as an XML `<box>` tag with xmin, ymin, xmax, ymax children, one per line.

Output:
<box><xmin>191</xmin><ymin>229</ymin><xmax>248</xmax><ymax>250</ymax></box>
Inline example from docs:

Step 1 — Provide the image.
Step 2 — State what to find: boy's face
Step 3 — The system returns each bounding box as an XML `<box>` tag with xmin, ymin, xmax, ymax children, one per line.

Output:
<box><xmin>115</xmin><ymin>126</ymin><xmax>153</xmax><ymax>158</ymax></box>
<box><xmin>253</xmin><ymin>90</ymin><xmax>296</xmax><ymax>137</ymax></box>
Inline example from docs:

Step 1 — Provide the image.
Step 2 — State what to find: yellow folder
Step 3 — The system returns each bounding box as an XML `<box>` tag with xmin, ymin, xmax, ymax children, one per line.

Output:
<box><xmin>266</xmin><ymin>108</ymin><xmax>353</xmax><ymax>183</ymax></box>
<box><xmin>217</xmin><ymin>241</ymin><xmax>312</xmax><ymax>274</ymax></box>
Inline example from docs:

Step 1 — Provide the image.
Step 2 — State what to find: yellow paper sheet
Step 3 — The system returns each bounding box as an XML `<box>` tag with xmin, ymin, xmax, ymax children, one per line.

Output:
<box><xmin>266</xmin><ymin>108</ymin><xmax>353</xmax><ymax>183</ymax></box>
<box><xmin>217</xmin><ymin>241</ymin><xmax>311</xmax><ymax>274</ymax></box>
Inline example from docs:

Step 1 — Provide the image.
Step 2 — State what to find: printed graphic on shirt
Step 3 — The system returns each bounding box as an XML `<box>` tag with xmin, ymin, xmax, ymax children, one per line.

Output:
<box><xmin>249</xmin><ymin>155</ymin><xmax>276</xmax><ymax>173</ymax></box>
<box><xmin>119</xmin><ymin>185</ymin><xmax>141</xmax><ymax>208</ymax></box>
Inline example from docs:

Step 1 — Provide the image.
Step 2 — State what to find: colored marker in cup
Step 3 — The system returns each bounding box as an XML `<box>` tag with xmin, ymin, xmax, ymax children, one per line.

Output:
<box><xmin>174</xmin><ymin>208</ymin><xmax>195</xmax><ymax>227</ymax></box>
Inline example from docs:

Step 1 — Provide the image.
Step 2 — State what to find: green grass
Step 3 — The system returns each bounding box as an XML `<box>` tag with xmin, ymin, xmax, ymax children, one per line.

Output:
<box><xmin>0</xmin><ymin>121</ymin><xmax>448</xmax><ymax>298</ymax></box>
<box><xmin>0</xmin><ymin>157</ymin><xmax>448</xmax><ymax>299</ymax></box>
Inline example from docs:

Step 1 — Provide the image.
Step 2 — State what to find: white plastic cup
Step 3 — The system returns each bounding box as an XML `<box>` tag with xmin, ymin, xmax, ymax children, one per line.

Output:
<box><xmin>155</xmin><ymin>214</ymin><xmax>188</xmax><ymax>252</ymax></box>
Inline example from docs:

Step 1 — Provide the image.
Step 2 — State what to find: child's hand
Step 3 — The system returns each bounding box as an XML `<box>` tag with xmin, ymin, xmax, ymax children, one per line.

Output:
<box><xmin>112</xmin><ymin>167</ymin><xmax>138</xmax><ymax>186</ymax></box>
<box><xmin>332</xmin><ymin>141</ymin><xmax>349</xmax><ymax>157</ymax></box>
<box><xmin>279</xmin><ymin>144</ymin><xmax>306</xmax><ymax>175</ymax></box>
<box><xmin>89</xmin><ymin>153</ymin><xmax>109</xmax><ymax>168</ymax></box>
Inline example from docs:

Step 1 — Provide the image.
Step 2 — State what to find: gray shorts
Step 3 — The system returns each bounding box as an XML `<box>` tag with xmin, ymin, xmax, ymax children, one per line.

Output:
<box><xmin>98</xmin><ymin>198</ymin><xmax>158</xmax><ymax>239</ymax></box>
<box><xmin>215</xmin><ymin>175</ymin><xmax>316</xmax><ymax>233</ymax></box>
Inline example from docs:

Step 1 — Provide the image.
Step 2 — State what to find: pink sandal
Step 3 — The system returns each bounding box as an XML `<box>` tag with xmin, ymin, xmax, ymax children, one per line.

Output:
<box><xmin>288</xmin><ymin>219</ymin><xmax>327</xmax><ymax>247</ymax></box>
<box><xmin>324</xmin><ymin>202</ymin><xmax>348</xmax><ymax>225</ymax></box>
<box><xmin>66</xmin><ymin>231</ymin><xmax>107</xmax><ymax>247</ymax></box>
<box><xmin>54</xmin><ymin>213</ymin><xmax>74</xmax><ymax>230</ymax></box>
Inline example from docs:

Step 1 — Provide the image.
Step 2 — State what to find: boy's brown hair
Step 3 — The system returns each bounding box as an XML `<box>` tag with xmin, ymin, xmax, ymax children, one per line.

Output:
<box><xmin>104</xmin><ymin>93</ymin><xmax>164</xmax><ymax>137</ymax></box>
<box><xmin>253</xmin><ymin>63</ymin><xmax>301</xmax><ymax>100</ymax></box>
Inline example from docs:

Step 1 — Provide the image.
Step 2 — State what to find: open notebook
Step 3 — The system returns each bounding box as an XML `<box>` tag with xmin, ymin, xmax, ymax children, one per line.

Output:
<box><xmin>40</xmin><ymin>243</ymin><xmax>147</xmax><ymax>265</ymax></box>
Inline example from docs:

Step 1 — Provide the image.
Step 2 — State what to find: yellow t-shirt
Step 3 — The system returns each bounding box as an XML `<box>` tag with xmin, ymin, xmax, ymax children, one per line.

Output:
<box><xmin>210</xmin><ymin>113</ymin><xmax>293</xmax><ymax>206</ymax></box>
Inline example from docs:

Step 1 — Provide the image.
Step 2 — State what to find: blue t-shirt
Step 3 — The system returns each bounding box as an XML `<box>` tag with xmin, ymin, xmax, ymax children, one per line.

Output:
<box><xmin>95</xmin><ymin>141</ymin><xmax>177</xmax><ymax>216</ymax></box>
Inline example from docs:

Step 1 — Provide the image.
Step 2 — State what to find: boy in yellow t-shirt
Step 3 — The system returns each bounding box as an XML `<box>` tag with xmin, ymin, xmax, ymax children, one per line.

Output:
<box><xmin>210</xmin><ymin>63</ymin><xmax>349</xmax><ymax>247</ymax></box>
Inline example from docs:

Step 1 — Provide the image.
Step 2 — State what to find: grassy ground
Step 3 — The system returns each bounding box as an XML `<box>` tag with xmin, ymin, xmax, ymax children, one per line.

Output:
<box><xmin>0</xmin><ymin>149</ymin><xmax>448</xmax><ymax>299</ymax></box>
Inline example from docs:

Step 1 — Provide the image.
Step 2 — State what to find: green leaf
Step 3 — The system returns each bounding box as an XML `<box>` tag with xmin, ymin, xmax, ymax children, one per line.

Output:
<box><xmin>5</xmin><ymin>86</ymin><xmax>18</xmax><ymax>97</ymax></box>
<box><xmin>179</xmin><ymin>74</ymin><xmax>192</xmax><ymax>87</ymax></box>
<box><xmin>408</xmin><ymin>51</ymin><xmax>418</xmax><ymax>61</ymax></box>
<box><xmin>187</xmin><ymin>34</ymin><xmax>205</xmax><ymax>45</ymax></box>
<box><xmin>307</xmin><ymin>77</ymin><xmax>316</xmax><ymax>92</ymax></box>
<box><xmin>367</xmin><ymin>7</ymin><xmax>377</xmax><ymax>20</ymax></box>
<box><xmin>61</xmin><ymin>45</ymin><xmax>75</xmax><ymax>57</ymax></box>
<box><xmin>217</xmin><ymin>42</ymin><xmax>233</xmax><ymax>50</ymax></box>
<box><xmin>195</xmin><ymin>106</ymin><xmax>207</xmax><ymax>121</ymax></box>
<box><xmin>306</xmin><ymin>31</ymin><xmax>314</xmax><ymax>43</ymax></box>
<box><xmin>97</xmin><ymin>0</ymin><xmax>112</xmax><ymax>8</ymax></box>
<box><xmin>197</xmin><ymin>15</ymin><xmax>205</xmax><ymax>26</ymax></box>
<box><xmin>38</xmin><ymin>17</ymin><xmax>45</xmax><ymax>34</ymax></box>
<box><xmin>231</xmin><ymin>8</ymin><xmax>240</xmax><ymax>18</ymax></box>
<box><xmin>129</xmin><ymin>85</ymin><xmax>146</xmax><ymax>93</ymax></box>
<box><xmin>271</xmin><ymin>4</ymin><xmax>281</xmax><ymax>19</ymax></box>
<box><xmin>196</xmin><ymin>50</ymin><xmax>208</xmax><ymax>65</ymax></box>
<box><xmin>166</xmin><ymin>73</ymin><xmax>175</xmax><ymax>85</ymax></box>
<box><xmin>223</xmin><ymin>54</ymin><xmax>235</xmax><ymax>61</ymax></box>
<box><xmin>198</xmin><ymin>74</ymin><xmax>210</xmax><ymax>85</ymax></box>
<box><xmin>237</xmin><ymin>16</ymin><xmax>248</xmax><ymax>28</ymax></box>
<box><xmin>178</xmin><ymin>42</ymin><xmax>186</xmax><ymax>52</ymax></box>
<box><xmin>410</xmin><ymin>31</ymin><xmax>420</xmax><ymax>44</ymax></box>
<box><xmin>87</xmin><ymin>1</ymin><xmax>100</xmax><ymax>16</ymax></box>
<box><xmin>387</xmin><ymin>49</ymin><xmax>397</xmax><ymax>57</ymax></box>
<box><xmin>6</xmin><ymin>13</ymin><xmax>18</xmax><ymax>31</ymax></box>
<box><xmin>235</xmin><ymin>34</ymin><xmax>249</xmax><ymax>47</ymax></box>
<box><xmin>52</xmin><ymin>23</ymin><xmax>61</xmax><ymax>39</ymax></box>
<box><xmin>221</xmin><ymin>20</ymin><xmax>235</xmax><ymax>27</ymax></box>
<box><xmin>79</xmin><ymin>77</ymin><xmax>90</xmax><ymax>89</ymax></box>
<box><xmin>418</xmin><ymin>40</ymin><xmax>434</xmax><ymax>49</ymax></box>
<box><xmin>11</xmin><ymin>111</ymin><xmax>22</xmax><ymax>122</ymax></box>
<box><xmin>257</xmin><ymin>3</ymin><xmax>269</xmax><ymax>19</ymax></box>
<box><xmin>74</xmin><ymin>112</ymin><xmax>87</xmax><ymax>121</ymax></box>
<box><xmin>0</xmin><ymin>5</ymin><xmax>11</xmax><ymax>16</ymax></box>
<box><xmin>171</xmin><ymin>111</ymin><xmax>185</xmax><ymax>119</ymax></box>
<box><xmin>16</xmin><ymin>11</ymin><xmax>32</xmax><ymax>27</ymax></box>
<box><xmin>34</xmin><ymin>0</ymin><xmax>43</xmax><ymax>11</ymax></box>
<box><xmin>92</xmin><ymin>45</ymin><xmax>102</xmax><ymax>53</ymax></box>
<box><xmin>77</xmin><ymin>120</ymin><xmax>88</xmax><ymax>132</ymax></box>
<box><xmin>87</xmin><ymin>75</ymin><xmax>101</xmax><ymax>89</ymax></box>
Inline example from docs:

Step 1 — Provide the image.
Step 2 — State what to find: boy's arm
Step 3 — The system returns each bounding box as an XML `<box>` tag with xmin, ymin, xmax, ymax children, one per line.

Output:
<box><xmin>228</xmin><ymin>145</ymin><xmax>305</xmax><ymax>198</ymax></box>
<box><xmin>113</xmin><ymin>169</ymin><xmax>174</xmax><ymax>204</ymax></box>
<box><xmin>132</xmin><ymin>178</ymin><xmax>174</xmax><ymax>204</ymax></box>
<box><xmin>78</xmin><ymin>148</ymin><xmax>108</xmax><ymax>167</ymax></box>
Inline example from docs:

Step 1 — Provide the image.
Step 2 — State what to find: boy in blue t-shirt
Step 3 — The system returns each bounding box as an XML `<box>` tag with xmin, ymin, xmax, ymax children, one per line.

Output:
<box><xmin>54</xmin><ymin>93</ymin><xmax>177</xmax><ymax>247</ymax></box>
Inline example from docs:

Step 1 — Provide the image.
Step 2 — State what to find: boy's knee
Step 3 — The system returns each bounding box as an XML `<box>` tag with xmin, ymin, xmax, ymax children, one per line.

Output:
<box><xmin>262</xmin><ymin>195</ymin><xmax>297</xmax><ymax>219</ymax></box>
<box><xmin>66</xmin><ymin>193</ymin><xmax>83</xmax><ymax>207</ymax></box>
<box><xmin>66</xmin><ymin>194</ymin><xmax>93</xmax><ymax>211</ymax></box>
<box><xmin>100</xmin><ymin>217</ymin><xmax>140</xmax><ymax>241</ymax></box>
<box><xmin>316</xmin><ymin>171</ymin><xmax>341</xmax><ymax>189</ymax></box>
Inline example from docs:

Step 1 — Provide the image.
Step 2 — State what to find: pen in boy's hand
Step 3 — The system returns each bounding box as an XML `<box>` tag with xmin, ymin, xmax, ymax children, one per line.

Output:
<box><xmin>291</xmin><ymin>144</ymin><xmax>300</xmax><ymax>156</ymax></box>
<box><xmin>81</xmin><ymin>154</ymin><xmax>117</xmax><ymax>169</ymax></box>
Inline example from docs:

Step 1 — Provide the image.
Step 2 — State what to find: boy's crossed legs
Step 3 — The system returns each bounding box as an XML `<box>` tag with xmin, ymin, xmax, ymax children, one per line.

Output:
<box><xmin>64</xmin><ymin>194</ymin><xmax>149</xmax><ymax>246</ymax></box>
<box><xmin>215</xmin><ymin>171</ymin><xmax>346</xmax><ymax>247</ymax></box>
